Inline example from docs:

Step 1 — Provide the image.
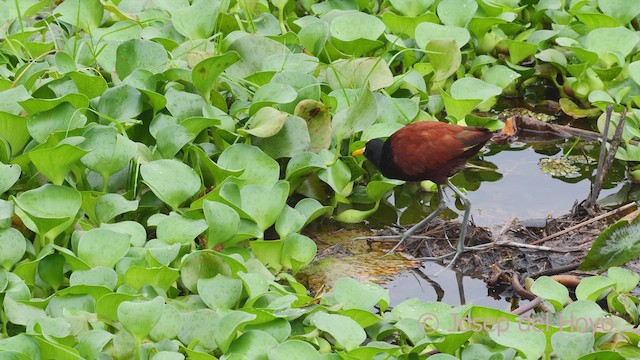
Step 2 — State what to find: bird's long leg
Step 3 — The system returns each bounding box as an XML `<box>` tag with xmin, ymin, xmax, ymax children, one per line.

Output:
<box><xmin>436</xmin><ymin>179</ymin><xmax>472</xmax><ymax>272</ymax></box>
<box><xmin>386</xmin><ymin>185</ymin><xmax>447</xmax><ymax>255</ymax></box>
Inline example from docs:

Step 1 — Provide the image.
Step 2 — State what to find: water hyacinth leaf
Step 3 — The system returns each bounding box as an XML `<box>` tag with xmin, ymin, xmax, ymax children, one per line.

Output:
<box><xmin>329</xmin><ymin>12</ymin><xmax>385</xmax><ymax>55</ymax></box>
<box><xmin>0</xmin><ymin>199</ymin><xmax>13</xmax><ymax>229</ymax></box>
<box><xmin>156</xmin><ymin>124</ymin><xmax>193</xmax><ymax>159</ymax></box>
<box><xmin>124</xmin><ymin>266</ymin><xmax>180</xmax><ymax>291</ymax></box>
<box><xmin>298</xmin><ymin>21</ymin><xmax>329</xmax><ymax>56</ymax></box>
<box><xmin>551</xmin><ymin>332</ymin><xmax>594</xmax><ymax>360</ymax></box>
<box><xmin>19</xmin><ymin>94</ymin><xmax>90</xmax><ymax>115</ymax></box>
<box><xmin>141</xmin><ymin>159</ymin><xmax>201</xmax><ymax>210</ymax></box>
<box><xmin>193</xmin><ymin>52</ymin><xmax>241</xmax><ymax>95</ymax></box>
<box><xmin>155</xmin><ymin>212</ymin><xmax>208</xmax><ymax>245</ymax></box>
<box><xmin>116</xmin><ymin>39</ymin><xmax>169</xmax><ymax>79</ymax></box>
<box><xmin>180</xmin><ymin>251</ymin><xmax>234</xmax><ymax>292</ymax></box>
<box><xmin>334</xmin><ymin>202</ymin><xmax>379</xmax><ymax>223</ymax></box>
<box><xmin>0</xmin><ymin>229</ymin><xmax>26</xmax><ymax>270</ymax></box>
<box><xmin>76</xmin><ymin>330</ymin><xmax>115</xmax><ymax>359</ymax></box>
<box><xmin>325</xmin><ymin>58</ymin><xmax>394</xmax><ymax>91</ymax></box>
<box><xmin>598</xmin><ymin>0</ymin><xmax>640</xmax><ymax>24</ymax></box>
<box><xmin>437</xmin><ymin>0</ymin><xmax>477</xmax><ymax>26</ymax></box>
<box><xmin>294</xmin><ymin>100</ymin><xmax>332</xmax><ymax>153</ymax></box>
<box><xmin>285</xmin><ymin>152</ymin><xmax>326</xmax><ymax>180</ymax></box>
<box><xmin>95</xmin><ymin>194</ymin><xmax>139</xmax><ymax>224</ymax></box>
<box><xmin>12</xmin><ymin>184</ymin><xmax>81</xmax><ymax>240</ymax></box>
<box><xmin>37</xmin><ymin>253</ymin><xmax>65</xmax><ymax>290</ymax></box>
<box><xmin>223</xmin><ymin>329</ymin><xmax>276</xmax><ymax>358</ymax></box>
<box><xmin>253</xmin><ymin>115</ymin><xmax>311</xmax><ymax>159</ymax></box>
<box><xmin>332</xmin><ymin>278</ymin><xmax>389</xmax><ymax>311</ymax></box>
<box><xmin>197</xmin><ymin>274</ymin><xmax>243</xmax><ymax>309</ymax></box>
<box><xmin>483</xmin><ymin>65</ymin><xmax>521</xmax><ymax>90</ymax></box>
<box><xmin>101</xmin><ymin>221</ymin><xmax>147</xmax><ymax>247</ymax></box>
<box><xmin>271</xmin><ymin>71</ymin><xmax>321</xmax><ymax>113</ymax></box>
<box><xmin>249</xmin><ymin>83</ymin><xmax>297</xmax><ymax>114</ymax></box>
<box><xmin>583</xmin><ymin>27</ymin><xmax>639</xmax><ymax>60</ymax></box>
<box><xmin>29</xmin><ymin>144</ymin><xmax>87</xmax><ymax>185</ymax></box>
<box><xmin>268</xmin><ymin>340</ymin><xmax>321</xmax><ymax>360</ymax></box>
<box><xmin>4</xmin><ymin>296</ymin><xmax>46</xmax><ymax>326</ymax></box>
<box><xmin>179</xmin><ymin>309</ymin><xmax>219</xmax><ymax>351</ymax></box>
<box><xmin>427</xmin><ymin>39</ymin><xmax>461</xmax><ymax>82</ymax></box>
<box><xmin>389</xmin><ymin>0</ymin><xmax>433</xmax><ymax>17</ymax></box>
<box><xmin>530</xmin><ymin>276</ymin><xmax>569</xmax><ymax>311</ymax></box>
<box><xmin>312</xmin><ymin>312</ymin><xmax>366</xmax><ymax>351</ymax></box>
<box><xmin>487</xmin><ymin>320</ymin><xmax>546</xmax><ymax>360</ymax></box>
<box><xmin>275</xmin><ymin>206</ymin><xmax>306</xmax><ymax>238</ymax></box>
<box><xmin>55</xmin><ymin>0</ymin><xmax>103</xmax><ymax>32</ymax></box>
<box><xmin>117</xmin><ymin>297</ymin><xmax>164</xmax><ymax>342</ymax></box>
<box><xmin>240</xmin><ymin>182</ymin><xmax>289</xmax><ymax>231</ymax></box>
<box><xmin>332</xmin><ymin>88</ymin><xmax>377</xmax><ymax>142</ymax></box>
<box><xmin>172</xmin><ymin>0</ymin><xmax>227</xmax><ymax>39</ymax></box>
<box><xmin>97</xmin><ymin>85</ymin><xmax>143</xmax><ymax>121</ymax></box>
<box><xmin>203</xmin><ymin>201</ymin><xmax>240</xmax><ymax>247</ymax></box>
<box><xmin>607</xmin><ymin>267</ymin><xmax>640</xmax><ymax>293</ymax></box>
<box><xmin>69</xmin><ymin>266</ymin><xmax>118</xmax><ymax>290</ymax></box>
<box><xmin>281</xmin><ymin>233</ymin><xmax>317</xmax><ymax>274</ymax></box>
<box><xmin>240</xmin><ymin>107</ymin><xmax>287</xmax><ymax>137</ymax></box>
<box><xmin>415</xmin><ymin>23</ymin><xmax>470</xmax><ymax>49</ymax></box>
<box><xmin>149</xmin><ymin>303</ymin><xmax>182</xmax><ymax>342</ymax></box>
<box><xmin>80</xmin><ymin>126</ymin><xmax>137</xmax><ymax>178</ymax></box>
<box><xmin>77</xmin><ymin>228</ymin><xmax>131</xmax><ymax>268</ymax></box>
<box><xmin>251</xmin><ymin>240</ymin><xmax>283</xmax><ymax>272</ymax></box>
<box><xmin>451</xmin><ymin>78</ymin><xmax>502</xmax><ymax>101</ymax></box>
<box><xmin>0</xmin><ymin>163</ymin><xmax>20</xmax><ymax>195</ymax></box>
<box><xmin>238</xmin><ymin>272</ymin><xmax>269</xmax><ymax>299</ymax></box>
<box><xmin>0</xmin><ymin>112</ymin><xmax>29</xmax><ymax>157</ymax></box>
<box><xmin>68</xmin><ymin>71</ymin><xmax>108</xmax><ymax>99</ymax></box>
<box><xmin>27</xmin><ymin>102</ymin><xmax>87</xmax><ymax>143</ymax></box>
<box><xmin>217</xmin><ymin>144</ymin><xmax>280</xmax><ymax>187</ymax></box>
<box><xmin>575</xmin><ymin>276</ymin><xmax>615</xmax><ymax>301</ymax></box>
<box><xmin>145</xmin><ymin>240</ymin><xmax>181</xmax><ymax>265</ymax></box>
<box><xmin>226</xmin><ymin>34</ymin><xmax>291</xmax><ymax>79</ymax></box>
<box><xmin>580</xmin><ymin>217</ymin><xmax>640</xmax><ymax>271</ymax></box>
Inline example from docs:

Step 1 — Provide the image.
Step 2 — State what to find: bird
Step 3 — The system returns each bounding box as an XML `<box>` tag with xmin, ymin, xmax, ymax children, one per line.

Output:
<box><xmin>352</xmin><ymin>121</ymin><xmax>493</xmax><ymax>268</ymax></box>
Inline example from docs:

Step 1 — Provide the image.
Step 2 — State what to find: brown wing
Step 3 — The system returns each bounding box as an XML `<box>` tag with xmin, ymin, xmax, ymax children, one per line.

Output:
<box><xmin>389</xmin><ymin>121</ymin><xmax>492</xmax><ymax>183</ymax></box>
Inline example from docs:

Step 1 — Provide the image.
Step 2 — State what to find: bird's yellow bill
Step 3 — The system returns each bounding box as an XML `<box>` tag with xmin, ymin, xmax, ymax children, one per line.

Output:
<box><xmin>352</xmin><ymin>148</ymin><xmax>365</xmax><ymax>156</ymax></box>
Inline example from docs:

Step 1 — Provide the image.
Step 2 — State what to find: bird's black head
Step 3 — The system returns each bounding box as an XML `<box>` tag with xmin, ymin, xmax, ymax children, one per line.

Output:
<box><xmin>363</xmin><ymin>138</ymin><xmax>385</xmax><ymax>168</ymax></box>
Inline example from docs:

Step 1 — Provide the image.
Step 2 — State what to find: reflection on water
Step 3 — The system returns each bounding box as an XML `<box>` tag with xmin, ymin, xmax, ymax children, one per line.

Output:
<box><xmin>386</xmin><ymin>262</ymin><xmax>509</xmax><ymax>308</ymax></box>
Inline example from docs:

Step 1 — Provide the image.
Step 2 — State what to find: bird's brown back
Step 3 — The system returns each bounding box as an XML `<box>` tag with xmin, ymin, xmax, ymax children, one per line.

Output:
<box><xmin>387</xmin><ymin>121</ymin><xmax>492</xmax><ymax>184</ymax></box>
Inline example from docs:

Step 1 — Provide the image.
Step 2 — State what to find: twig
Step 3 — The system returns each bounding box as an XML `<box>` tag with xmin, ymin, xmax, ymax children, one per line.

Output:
<box><xmin>530</xmin><ymin>202</ymin><xmax>636</xmax><ymax>245</ymax></box>
<box><xmin>493</xmin><ymin>241</ymin><xmax>585</xmax><ymax>253</ymax></box>
<box><xmin>511</xmin><ymin>297</ymin><xmax>542</xmax><ymax>315</ymax></box>
<box><xmin>587</xmin><ymin>106</ymin><xmax>626</xmax><ymax>207</ymax></box>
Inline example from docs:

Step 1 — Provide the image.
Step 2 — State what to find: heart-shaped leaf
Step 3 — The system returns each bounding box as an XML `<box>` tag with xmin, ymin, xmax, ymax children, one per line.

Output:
<box><xmin>117</xmin><ymin>297</ymin><xmax>165</xmax><ymax>342</ymax></box>
<box><xmin>141</xmin><ymin>159</ymin><xmax>201</xmax><ymax>210</ymax></box>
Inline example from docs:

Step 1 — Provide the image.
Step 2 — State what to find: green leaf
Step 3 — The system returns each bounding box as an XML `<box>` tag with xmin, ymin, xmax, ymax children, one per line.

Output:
<box><xmin>95</xmin><ymin>194</ymin><xmax>139</xmax><ymax>224</ymax></box>
<box><xmin>437</xmin><ymin>0</ymin><xmax>477</xmax><ymax>26</ymax></box>
<box><xmin>198</xmin><ymin>274</ymin><xmax>243</xmax><ymax>309</ymax></box>
<box><xmin>193</xmin><ymin>52</ymin><xmax>241</xmax><ymax>95</ymax></box>
<box><xmin>141</xmin><ymin>159</ymin><xmax>202</xmax><ymax>210</ymax></box>
<box><xmin>427</xmin><ymin>39</ymin><xmax>461</xmax><ymax>82</ymax></box>
<box><xmin>27</xmin><ymin>103</ymin><xmax>87</xmax><ymax>143</ymax></box>
<box><xmin>0</xmin><ymin>163</ymin><xmax>20</xmax><ymax>195</ymax></box>
<box><xmin>203</xmin><ymin>200</ymin><xmax>240</xmax><ymax>247</ymax></box>
<box><xmin>253</xmin><ymin>115</ymin><xmax>311</xmax><ymax>159</ymax></box>
<box><xmin>241</xmin><ymin>107</ymin><xmax>287</xmax><ymax>137</ymax></box>
<box><xmin>29</xmin><ymin>143</ymin><xmax>88</xmax><ymax>185</ymax></box>
<box><xmin>80</xmin><ymin>126</ymin><xmax>137</xmax><ymax>178</ymax></box>
<box><xmin>312</xmin><ymin>312</ymin><xmax>366</xmax><ymax>351</ymax></box>
<box><xmin>530</xmin><ymin>276</ymin><xmax>569</xmax><ymax>311</ymax></box>
<box><xmin>268</xmin><ymin>340</ymin><xmax>321</xmax><ymax>360</ymax></box>
<box><xmin>575</xmin><ymin>276</ymin><xmax>615</xmax><ymax>301</ymax></box>
<box><xmin>416</xmin><ymin>22</ymin><xmax>470</xmax><ymax>49</ymax></box>
<box><xmin>77</xmin><ymin>228</ymin><xmax>131</xmax><ymax>268</ymax></box>
<box><xmin>332</xmin><ymin>88</ymin><xmax>377</xmax><ymax>141</ymax></box>
<box><xmin>607</xmin><ymin>266</ymin><xmax>640</xmax><ymax>293</ymax></box>
<box><xmin>172</xmin><ymin>0</ymin><xmax>228</xmax><ymax>39</ymax></box>
<box><xmin>217</xmin><ymin>144</ymin><xmax>280</xmax><ymax>187</ymax></box>
<box><xmin>580</xmin><ymin>218</ymin><xmax>640</xmax><ymax>271</ymax></box>
<box><xmin>487</xmin><ymin>320</ymin><xmax>546</xmax><ymax>360</ymax></box>
<box><xmin>332</xmin><ymin>278</ymin><xmax>389</xmax><ymax>311</ymax></box>
<box><xmin>55</xmin><ymin>0</ymin><xmax>103</xmax><ymax>31</ymax></box>
<box><xmin>117</xmin><ymin>297</ymin><xmax>165</xmax><ymax>342</ymax></box>
<box><xmin>551</xmin><ymin>332</ymin><xmax>594</xmax><ymax>360</ymax></box>
<box><xmin>12</xmin><ymin>184</ymin><xmax>81</xmax><ymax>241</ymax></box>
<box><xmin>0</xmin><ymin>229</ymin><xmax>26</xmax><ymax>270</ymax></box>
<box><xmin>116</xmin><ymin>39</ymin><xmax>169</xmax><ymax>79</ymax></box>
<box><xmin>224</xmin><ymin>330</ymin><xmax>277</xmax><ymax>359</ymax></box>
<box><xmin>154</xmin><ymin>212</ymin><xmax>208</xmax><ymax>245</ymax></box>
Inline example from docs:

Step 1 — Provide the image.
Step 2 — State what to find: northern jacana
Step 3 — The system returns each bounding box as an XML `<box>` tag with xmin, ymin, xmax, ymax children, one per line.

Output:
<box><xmin>352</xmin><ymin>121</ymin><xmax>493</xmax><ymax>267</ymax></box>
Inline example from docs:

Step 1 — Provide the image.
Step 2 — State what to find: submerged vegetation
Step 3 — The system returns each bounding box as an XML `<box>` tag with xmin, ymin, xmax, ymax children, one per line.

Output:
<box><xmin>1</xmin><ymin>0</ymin><xmax>640</xmax><ymax>358</ymax></box>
